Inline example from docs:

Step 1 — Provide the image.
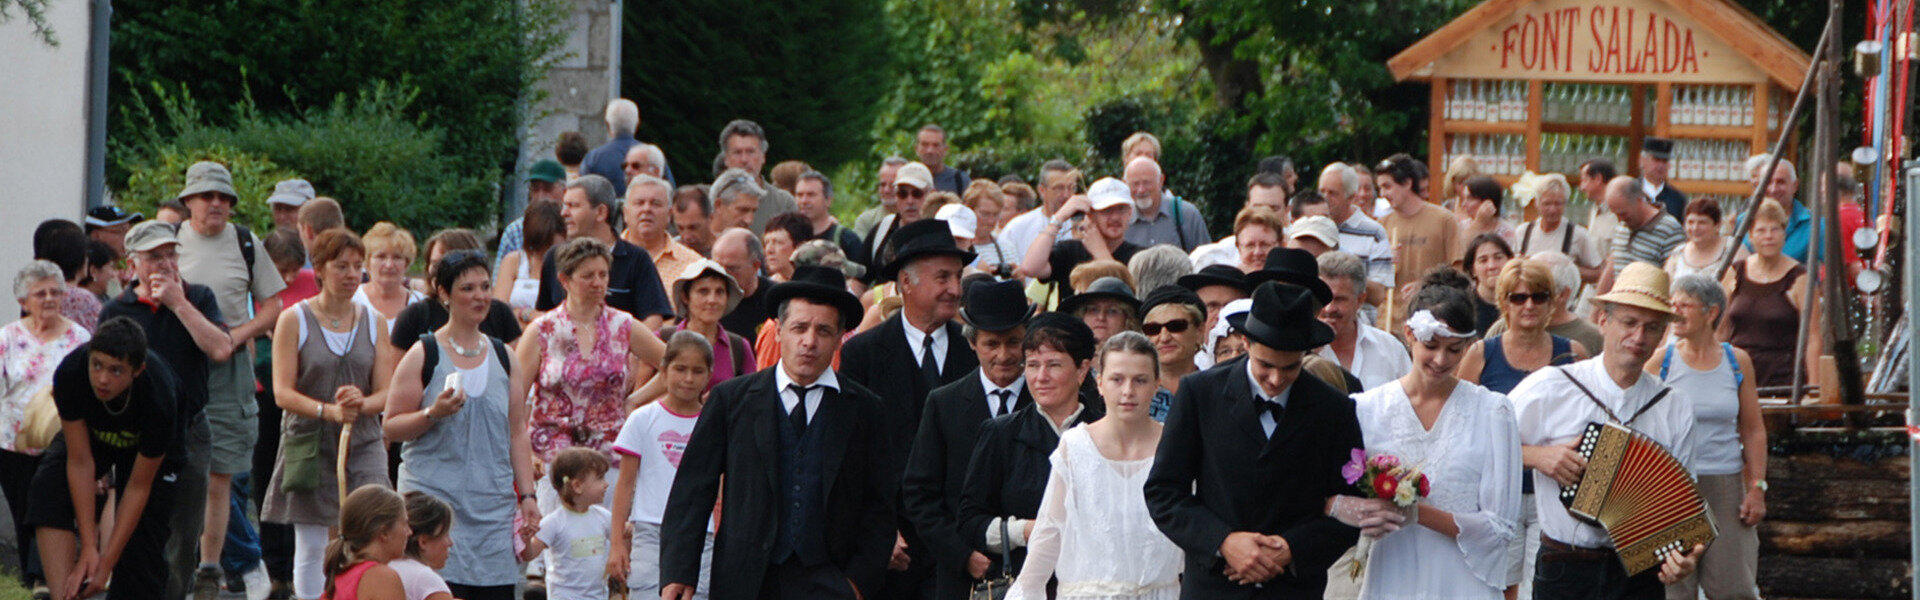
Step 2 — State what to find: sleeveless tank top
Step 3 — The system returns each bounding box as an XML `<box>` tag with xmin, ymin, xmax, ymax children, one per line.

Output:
<box><xmin>325</xmin><ymin>561</ymin><xmax>380</xmax><ymax>600</ymax></box>
<box><xmin>263</xmin><ymin>302</ymin><xmax>392</xmax><ymax>526</ymax></box>
<box><xmin>510</xmin><ymin>251</ymin><xmax>540</xmax><ymax>312</ymax></box>
<box><xmin>1723</xmin><ymin>260</ymin><xmax>1804</xmax><ymax>388</ymax></box>
<box><xmin>1478</xmin><ymin>334</ymin><xmax>1574</xmax><ymax>395</ymax></box>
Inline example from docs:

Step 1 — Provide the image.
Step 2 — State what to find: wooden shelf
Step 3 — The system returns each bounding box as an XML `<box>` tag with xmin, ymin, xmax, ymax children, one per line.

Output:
<box><xmin>1542</xmin><ymin>122</ymin><xmax>1633</xmax><ymax>136</ymax></box>
<box><xmin>1440</xmin><ymin>120</ymin><xmax>1526</xmax><ymax>134</ymax></box>
<box><xmin>1670</xmin><ymin>180</ymin><xmax>1760</xmax><ymax>195</ymax></box>
<box><xmin>1669</xmin><ymin>124</ymin><xmax>1766</xmax><ymax>139</ymax></box>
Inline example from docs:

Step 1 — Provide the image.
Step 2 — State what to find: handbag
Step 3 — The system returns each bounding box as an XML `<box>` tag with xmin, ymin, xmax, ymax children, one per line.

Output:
<box><xmin>969</xmin><ymin>519</ymin><xmax>1015</xmax><ymax>600</ymax></box>
<box><xmin>16</xmin><ymin>386</ymin><xmax>61</xmax><ymax>451</ymax></box>
<box><xmin>279</xmin><ymin>426</ymin><xmax>323</xmax><ymax>493</ymax></box>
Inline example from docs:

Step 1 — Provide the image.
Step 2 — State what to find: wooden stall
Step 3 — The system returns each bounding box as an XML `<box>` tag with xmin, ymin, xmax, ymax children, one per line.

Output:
<box><xmin>1387</xmin><ymin>0</ymin><xmax>1812</xmax><ymax>215</ymax></box>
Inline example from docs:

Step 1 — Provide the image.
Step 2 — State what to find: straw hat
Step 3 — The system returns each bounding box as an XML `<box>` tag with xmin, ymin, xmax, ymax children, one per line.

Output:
<box><xmin>1592</xmin><ymin>262</ymin><xmax>1674</xmax><ymax>315</ymax></box>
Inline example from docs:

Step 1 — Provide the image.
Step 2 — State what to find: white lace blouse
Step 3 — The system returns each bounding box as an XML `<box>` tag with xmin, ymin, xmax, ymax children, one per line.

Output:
<box><xmin>1351</xmin><ymin>380</ymin><xmax>1522</xmax><ymax>599</ymax></box>
<box><xmin>1008</xmin><ymin>426</ymin><xmax>1182</xmax><ymax>600</ymax></box>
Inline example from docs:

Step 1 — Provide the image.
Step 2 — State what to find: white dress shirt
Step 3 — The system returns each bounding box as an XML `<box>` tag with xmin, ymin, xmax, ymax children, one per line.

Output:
<box><xmin>1316</xmin><ymin>323</ymin><xmax>1414</xmax><ymax>391</ymax></box>
<box><xmin>981</xmin><ymin>372</ymin><xmax>1027</xmax><ymax>418</ymax></box>
<box><xmin>903</xmin><ymin>317</ymin><xmax>950</xmax><ymax>373</ymax></box>
<box><xmin>775</xmin><ymin>361</ymin><xmax>842</xmax><ymax>422</ymax></box>
<box><xmin>1508</xmin><ymin>356</ymin><xmax>1695</xmax><ymax>549</ymax></box>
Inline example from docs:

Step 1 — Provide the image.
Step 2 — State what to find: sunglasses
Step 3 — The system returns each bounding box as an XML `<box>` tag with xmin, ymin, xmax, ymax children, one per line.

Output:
<box><xmin>897</xmin><ymin>187</ymin><xmax>927</xmax><ymax>199</ymax></box>
<box><xmin>1506</xmin><ymin>291</ymin><xmax>1553</xmax><ymax>305</ymax></box>
<box><xmin>1142</xmin><ymin>319</ymin><xmax>1192</xmax><ymax>336</ymax></box>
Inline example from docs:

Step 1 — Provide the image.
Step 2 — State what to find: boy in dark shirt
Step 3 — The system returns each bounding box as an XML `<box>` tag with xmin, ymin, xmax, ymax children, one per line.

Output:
<box><xmin>28</xmin><ymin>318</ymin><xmax>185</xmax><ymax>600</ymax></box>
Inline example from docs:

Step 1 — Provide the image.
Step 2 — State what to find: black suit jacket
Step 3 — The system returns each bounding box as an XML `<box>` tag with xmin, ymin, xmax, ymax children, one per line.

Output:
<box><xmin>902</xmin><ymin>372</ymin><xmax>1035</xmax><ymax>600</ymax></box>
<box><xmin>1647</xmin><ymin>179</ymin><xmax>1688</xmax><ymax>221</ymax></box>
<box><xmin>660</xmin><ymin>368</ymin><xmax>896</xmax><ymax>600</ymax></box>
<box><xmin>838</xmin><ymin>314</ymin><xmax>979</xmax><ymax>478</ymax></box>
<box><xmin>1143</xmin><ymin>358</ymin><xmax>1365</xmax><ymax>599</ymax></box>
<box><xmin>957</xmin><ymin>393</ymin><xmax>1104</xmax><ymax>582</ymax></box>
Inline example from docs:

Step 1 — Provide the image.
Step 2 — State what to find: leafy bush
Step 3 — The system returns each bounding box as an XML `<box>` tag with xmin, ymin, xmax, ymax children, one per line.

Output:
<box><xmin>117</xmin><ymin>145</ymin><xmax>299</xmax><ymax>234</ymax></box>
<box><xmin>115</xmin><ymin>82</ymin><xmax>495</xmax><ymax>235</ymax></box>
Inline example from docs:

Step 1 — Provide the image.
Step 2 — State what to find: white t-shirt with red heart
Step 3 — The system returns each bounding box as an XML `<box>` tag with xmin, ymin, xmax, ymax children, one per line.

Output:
<box><xmin>612</xmin><ymin>402</ymin><xmax>702</xmax><ymax>526</ymax></box>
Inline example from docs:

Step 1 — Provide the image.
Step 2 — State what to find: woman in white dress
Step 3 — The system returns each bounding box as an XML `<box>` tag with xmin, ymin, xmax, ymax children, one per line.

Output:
<box><xmin>1346</xmin><ymin>282</ymin><xmax>1522</xmax><ymax>600</ymax></box>
<box><xmin>356</xmin><ymin>222</ymin><xmax>426</xmax><ymax>331</ymax></box>
<box><xmin>1010</xmin><ymin>331</ymin><xmax>1181</xmax><ymax>600</ymax></box>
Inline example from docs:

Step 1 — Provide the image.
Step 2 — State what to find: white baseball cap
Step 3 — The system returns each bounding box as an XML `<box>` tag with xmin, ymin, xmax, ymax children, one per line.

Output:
<box><xmin>935</xmin><ymin>204</ymin><xmax>978</xmax><ymax>239</ymax></box>
<box><xmin>1288</xmin><ymin>215</ymin><xmax>1340</xmax><ymax>248</ymax></box>
<box><xmin>1086</xmin><ymin>177</ymin><xmax>1133</xmax><ymax>212</ymax></box>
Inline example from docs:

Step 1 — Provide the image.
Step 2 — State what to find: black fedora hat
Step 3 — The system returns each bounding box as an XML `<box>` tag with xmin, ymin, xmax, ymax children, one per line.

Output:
<box><xmin>1242</xmin><ymin>281</ymin><xmax>1335</xmax><ymax>351</ymax></box>
<box><xmin>1248</xmin><ymin>248</ymin><xmax>1332</xmax><ymax>305</ymax></box>
<box><xmin>1056</xmin><ymin>276</ymin><xmax>1140</xmax><ymax>316</ymax></box>
<box><xmin>1177</xmin><ymin>264</ymin><xmax>1251</xmax><ymax>294</ymax></box>
<box><xmin>959</xmin><ymin>279</ymin><xmax>1036</xmax><ymax>332</ymax></box>
<box><xmin>763</xmin><ymin>265</ymin><xmax>865</xmax><ymax>330</ymax></box>
<box><xmin>879</xmin><ymin>219</ymin><xmax>978</xmax><ymax>282</ymax></box>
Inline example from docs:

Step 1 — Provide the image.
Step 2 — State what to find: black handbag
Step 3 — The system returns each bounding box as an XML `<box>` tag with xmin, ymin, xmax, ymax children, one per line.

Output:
<box><xmin>969</xmin><ymin>519</ymin><xmax>1015</xmax><ymax>600</ymax></box>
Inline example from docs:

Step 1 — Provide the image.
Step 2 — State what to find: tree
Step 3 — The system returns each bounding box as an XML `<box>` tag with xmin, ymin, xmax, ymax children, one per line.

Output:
<box><xmin>1</xmin><ymin>0</ymin><xmax>55</xmax><ymax>45</ymax></box>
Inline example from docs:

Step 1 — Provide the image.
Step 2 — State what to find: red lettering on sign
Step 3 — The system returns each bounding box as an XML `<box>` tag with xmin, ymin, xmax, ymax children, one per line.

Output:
<box><xmin>1546</xmin><ymin>4</ymin><xmax>1702</xmax><ymax>76</ymax></box>
<box><xmin>1679</xmin><ymin>29</ymin><xmax>1699</xmax><ymax>73</ymax></box>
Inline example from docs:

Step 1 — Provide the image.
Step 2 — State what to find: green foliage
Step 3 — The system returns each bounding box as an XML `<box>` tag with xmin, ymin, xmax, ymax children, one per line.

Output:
<box><xmin>1</xmin><ymin>0</ymin><xmax>55</xmax><ymax>45</ymax></box>
<box><xmin>622</xmin><ymin>0</ymin><xmax>890</xmax><ymax>183</ymax></box>
<box><xmin>118</xmin><ymin>145</ymin><xmax>297</xmax><ymax>234</ymax></box>
<box><xmin>1082</xmin><ymin>97</ymin><xmax>1252</xmax><ymax>233</ymax></box>
<box><xmin>115</xmin><ymin>82</ymin><xmax>493</xmax><ymax>235</ymax></box>
<box><xmin>107</xmin><ymin>0</ymin><xmax>566</xmax><ymax>200</ymax></box>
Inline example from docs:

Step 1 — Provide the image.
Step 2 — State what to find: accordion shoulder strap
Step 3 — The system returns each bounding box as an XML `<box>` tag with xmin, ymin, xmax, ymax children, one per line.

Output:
<box><xmin>1555</xmin><ymin>366</ymin><xmax>1673</xmax><ymax>426</ymax></box>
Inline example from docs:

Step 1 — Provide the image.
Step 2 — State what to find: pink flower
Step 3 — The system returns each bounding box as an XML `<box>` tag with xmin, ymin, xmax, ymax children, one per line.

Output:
<box><xmin>1372</xmin><ymin>474</ymin><xmax>1399</xmax><ymax>499</ymax></box>
<box><xmin>1368</xmin><ymin>454</ymin><xmax>1401</xmax><ymax>470</ymax></box>
<box><xmin>1343</xmin><ymin>448</ymin><xmax>1367</xmax><ymax>485</ymax></box>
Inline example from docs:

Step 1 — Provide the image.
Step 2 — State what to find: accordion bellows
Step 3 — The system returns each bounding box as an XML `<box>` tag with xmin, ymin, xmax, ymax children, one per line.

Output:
<box><xmin>1560</xmin><ymin>421</ymin><xmax>1718</xmax><ymax>574</ymax></box>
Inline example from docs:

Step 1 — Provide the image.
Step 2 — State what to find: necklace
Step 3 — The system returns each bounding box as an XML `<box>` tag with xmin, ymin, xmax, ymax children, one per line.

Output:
<box><xmin>447</xmin><ymin>333</ymin><xmax>486</xmax><ymax>358</ymax></box>
<box><xmin>312</xmin><ymin>299</ymin><xmax>353</xmax><ymax>330</ymax></box>
<box><xmin>101</xmin><ymin>388</ymin><xmax>132</xmax><ymax>417</ymax></box>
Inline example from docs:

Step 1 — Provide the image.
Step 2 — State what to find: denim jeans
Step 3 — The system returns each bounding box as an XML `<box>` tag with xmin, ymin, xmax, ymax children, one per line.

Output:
<box><xmin>1532</xmin><ymin>542</ymin><xmax>1664</xmax><ymax>600</ymax></box>
<box><xmin>220</xmin><ymin>472</ymin><xmax>263</xmax><ymax>575</ymax></box>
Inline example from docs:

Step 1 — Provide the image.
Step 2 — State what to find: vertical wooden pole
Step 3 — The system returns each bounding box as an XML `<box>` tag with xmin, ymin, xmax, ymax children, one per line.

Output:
<box><xmin>1430</xmin><ymin>78</ymin><xmax>1449</xmax><ymax>180</ymax></box>
<box><xmin>1526</xmin><ymin>79</ymin><xmax>1545</xmax><ymax>222</ymax></box>
<box><xmin>1753</xmin><ymin>82</ymin><xmax>1772</xmax><ymax>155</ymax></box>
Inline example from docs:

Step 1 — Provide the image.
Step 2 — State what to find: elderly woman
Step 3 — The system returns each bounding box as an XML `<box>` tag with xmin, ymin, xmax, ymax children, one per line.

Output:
<box><xmin>960</xmin><ymin>314</ymin><xmax>1104</xmax><ymax>588</ymax></box>
<box><xmin>0</xmin><ymin>260</ymin><xmax>90</xmax><ymax>583</ymax></box>
<box><xmin>1719</xmin><ymin>199</ymin><xmax>1811</xmax><ymax>388</ymax></box>
<box><xmin>497</xmin><ymin>201</ymin><xmax>565</xmax><ymax>325</ymax></box>
<box><xmin>1653</xmin><ymin>274</ymin><xmax>1765</xmax><ymax>600</ymax></box>
<box><xmin>265</xmin><ymin>229</ymin><xmax>400</xmax><ymax>600</ymax></box>
<box><xmin>356</xmin><ymin>222</ymin><xmax>426</xmax><ymax>330</ymax></box>
<box><xmin>1128</xmin><ymin>245</ymin><xmax>1192</xmax><ymax>297</ymax></box>
<box><xmin>1233</xmin><ymin>207</ymin><xmax>1285</xmax><ymax>274</ymax></box>
<box><xmin>384</xmin><ymin>251</ymin><xmax>540</xmax><ymax>600</ymax></box>
<box><xmin>1462</xmin><ymin>233</ymin><xmax>1515</xmax><ymax>331</ymax></box>
<box><xmin>629</xmin><ymin>260</ymin><xmax>755</xmax><ymax>405</ymax></box>
<box><xmin>760</xmin><ymin>211</ymin><xmax>811</xmax><ymax>283</ymax></box>
<box><xmin>1139</xmin><ymin>286</ymin><xmax>1205</xmax><ymax>423</ymax></box>
<box><xmin>511</xmin><ymin>237</ymin><xmax>667</xmax><ymax>510</ymax></box>
<box><xmin>1667</xmin><ymin>197</ymin><xmax>1735</xmax><ymax>280</ymax></box>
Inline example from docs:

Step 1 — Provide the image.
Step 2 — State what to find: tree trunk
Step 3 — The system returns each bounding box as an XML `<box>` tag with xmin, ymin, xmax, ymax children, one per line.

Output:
<box><xmin>1191</xmin><ymin>20</ymin><xmax>1261</xmax><ymax>112</ymax></box>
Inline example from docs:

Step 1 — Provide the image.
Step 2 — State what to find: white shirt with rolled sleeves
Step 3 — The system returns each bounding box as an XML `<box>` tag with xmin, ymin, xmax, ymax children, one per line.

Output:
<box><xmin>1507</xmin><ymin>355</ymin><xmax>1695</xmax><ymax>549</ymax></box>
<box><xmin>1314</xmin><ymin>323</ymin><xmax>1412</xmax><ymax>391</ymax></box>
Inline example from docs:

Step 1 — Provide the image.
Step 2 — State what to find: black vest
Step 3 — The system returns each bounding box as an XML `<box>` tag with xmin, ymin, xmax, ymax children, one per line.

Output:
<box><xmin>771</xmin><ymin>402</ymin><xmax>830</xmax><ymax>565</ymax></box>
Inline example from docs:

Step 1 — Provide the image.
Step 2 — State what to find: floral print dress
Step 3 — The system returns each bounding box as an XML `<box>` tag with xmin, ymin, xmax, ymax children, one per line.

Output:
<box><xmin>0</xmin><ymin>320</ymin><xmax>90</xmax><ymax>455</ymax></box>
<box><xmin>528</xmin><ymin>308</ymin><xmax>634</xmax><ymax>464</ymax></box>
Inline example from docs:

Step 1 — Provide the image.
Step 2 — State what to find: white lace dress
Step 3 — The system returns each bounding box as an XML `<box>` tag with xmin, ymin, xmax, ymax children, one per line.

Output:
<box><xmin>1008</xmin><ymin>426</ymin><xmax>1182</xmax><ymax>600</ymax></box>
<box><xmin>1350</xmin><ymin>380</ymin><xmax>1522</xmax><ymax>600</ymax></box>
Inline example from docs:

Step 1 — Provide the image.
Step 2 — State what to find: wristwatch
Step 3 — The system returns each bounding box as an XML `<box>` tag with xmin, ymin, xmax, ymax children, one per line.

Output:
<box><xmin>1752</xmin><ymin>480</ymin><xmax>1769</xmax><ymax>492</ymax></box>
<box><xmin>1047</xmin><ymin>215</ymin><xmax>1069</xmax><ymax>229</ymax></box>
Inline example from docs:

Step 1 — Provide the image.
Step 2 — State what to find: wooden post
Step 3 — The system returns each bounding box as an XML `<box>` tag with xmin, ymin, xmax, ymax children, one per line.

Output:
<box><xmin>1525</xmin><ymin>79</ymin><xmax>1544</xmax><ymax>222</ymax></box>
<box><xmin>1430</xmin><ymin>78</ymin><xmax>1448</xmax><ymax>180</ymax></box>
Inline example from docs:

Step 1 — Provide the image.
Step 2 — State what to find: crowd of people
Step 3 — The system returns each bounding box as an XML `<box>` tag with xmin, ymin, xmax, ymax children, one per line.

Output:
<box><xmin>9</xmin><ymin>95</ymin><xmax>1868</xmax><ymax>600</ymax></box>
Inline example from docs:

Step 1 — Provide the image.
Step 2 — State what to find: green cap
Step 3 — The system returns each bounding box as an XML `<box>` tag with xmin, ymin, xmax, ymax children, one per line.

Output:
<box><xmin>529</xmin><ymin>159</ymin><xmax>567</xmax><ymax>183</ymax></box>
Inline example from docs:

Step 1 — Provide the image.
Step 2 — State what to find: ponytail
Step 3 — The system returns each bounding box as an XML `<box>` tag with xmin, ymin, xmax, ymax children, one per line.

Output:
<box><xmin>321</xmin><ymin>536</ymin><xmax>354</xmax><ymax>600</ymax></box>
<box><xmin>323</xmin><ymin>485</ymin><xmax>407</xmax><ymax>600</ymax></box>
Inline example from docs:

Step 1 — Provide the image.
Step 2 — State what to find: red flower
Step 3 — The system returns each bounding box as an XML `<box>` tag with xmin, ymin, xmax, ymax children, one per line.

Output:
<box><xmin>1416</xmin><ymin>474</ymin><xmax>1431</xmax><ymax>497</ymax></box>
<box><xmin>1372</xmin><ymin>474</ymin><xmax>1399</xmax><ymax>499</ymax></box>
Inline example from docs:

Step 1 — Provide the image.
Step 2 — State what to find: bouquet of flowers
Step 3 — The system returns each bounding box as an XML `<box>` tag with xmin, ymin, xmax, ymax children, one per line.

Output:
<box><xmin>1341</xmin><ymin>449</ymin><xmax>1430</xmax><ymax>580</ymax></box>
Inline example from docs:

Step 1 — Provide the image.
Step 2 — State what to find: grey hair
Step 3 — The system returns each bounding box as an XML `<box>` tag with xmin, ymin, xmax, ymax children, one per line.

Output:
<box><xmin>633</xmin><ymin>143</ymin><xmax>666</xmax><ymax>169</ymax></box>
<box><xmin>1609</xmin><ymin>175</ymin><xmax>1650</xmax><ymax>205</ymax></box>
<box><xmin>1098</xmin><ymin>330</ymin><xmax>1160</xmax><ymax>377</ymax></box>
<box><xmin>717</xmin><ymin>227</ymin><xmax>764</xmax><ymax>268</ymax></box>
<box><xmin>1316</xmin><ymin>251</ymin><xmax>1367</xmax><ymax>294</ymax></box>
<box><xmin>797</xmin><ymin>170</ymin><xmax>834</xmax><ymax>199</ymax></box>
<box><xmin>14</xmin><ymin>259</ymin><xmax>65</xmax><ymax>300</ymax></box>
<box><xmin>1529</xmin><ymin>251</ymin><xmax>1580</xmax><ymax>301</ymax></box>
<box><xmin>627</xmin><ymin>174</ymin><xmax>673</xmax><ymax>198</ymax></box>
<box><xmin>1128</xmin><ymin>245</ymin><xmax>1193</xmax><ymax>295</ymax></box>
<box><xmin>1320</xmin><ymin>163</ymin><xmax>1359</xmax><ymax>196</ymax></box>
<box><xmin>718</xmin><ymin>119</ymin><xmax>769</xmax><ymax>152</ymax></box>
<box><xmin>1039</xmin><ymin>159</ymin><xmax>1075</xmax><ymax>180</ymax></box>
<box><xmin>605</xmin><ymin>99</ymin><xmax>639</xmax><ymax>135</ymax></box>
<box><xmin>1744</xmin><ymin>154</ymin><xmax>1797</xmax><ymax>183</ymax></box>
<box><xmin>881</xmin><ymin>156</ymin><xmax>910</xmax><ymax>168</ymax></box>
<box><xmin>712</xmin><ymin>168</ymin><xmax>766</xmax><ymax>208</ymax></box>
<box><xmin>1670</xmin><ymin>273</ymin><xmax>1728</xmax><ymax>328</ymax></box>
<box><xmin>1538</xmin><ymin>174</ymin><xmax>1571</xmax><ymax>201</ymax></box>
<box><xmin>569</xmin><ymin>175</ymin><xmax>621</xmax><ymax>228</ymax></box>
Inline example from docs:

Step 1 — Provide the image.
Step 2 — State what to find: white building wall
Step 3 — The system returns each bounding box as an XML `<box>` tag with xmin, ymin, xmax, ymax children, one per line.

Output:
<box><xmin>0</xmin><ymin>1</ymin><xmax>94</xmax><ymax>319</ymax></box>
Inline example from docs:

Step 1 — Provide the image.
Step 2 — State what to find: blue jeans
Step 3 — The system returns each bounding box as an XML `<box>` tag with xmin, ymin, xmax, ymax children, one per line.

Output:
<box><xmin>220</xmin><ymin>472</ymin><xmax>263</xmax><ymax>576</ymax></box>
<box><xmin>1532</xmin><ymin>541</ymin><xmax>1664</xmax><ymax>600</ymax></box>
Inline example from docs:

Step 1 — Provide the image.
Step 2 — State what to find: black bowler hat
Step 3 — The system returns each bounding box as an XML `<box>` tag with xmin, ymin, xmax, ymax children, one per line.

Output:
<box><xmin>1177</xmin><ymin>264</ymin><xmax>1251</xmax><ymax>294</ymax></box>
<box><xmin>1642</xmin><ymin>137</ymin><xmax>1675</xmax><ymax>160</ymax></box>
<box><xmin>1140</xmin><ymin>285</ymin><xmax>1206</xmax><ymax>321</ymax></box>
<box><xmin>879</xmin><ymin>219</ymin><xmax>979</xmax><ymax>282</ymax></box>
<box><xmin>1056</xmin><ymin>276</ymin><xmax>1140</xmax><ymax>317</ymax></box>
<box><xmin>1248</xmin><ymin>248</ymin><xmax>1332</xmax><ymax>305</ymax></box>
<box><xmin>763</xmin><ymin>265</ymin><xmax>865</xmax><ymax>330</ymax></box>
<box><xmin>959</xmin><ymin>279</ymin><xmax>1036</xmax><ymax>333</ymax></box>
<box><xmin>1242</xmin><ymin>282</ymin><xmax>1335</xmax><ymax>352</ymax></box>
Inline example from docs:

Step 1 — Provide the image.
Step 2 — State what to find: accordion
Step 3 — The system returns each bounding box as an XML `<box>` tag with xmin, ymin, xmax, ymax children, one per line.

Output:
<box><xmin>1559</xmin><ymin>421</ymin><xmax>1717</xmax><ymax>574</ymax></box>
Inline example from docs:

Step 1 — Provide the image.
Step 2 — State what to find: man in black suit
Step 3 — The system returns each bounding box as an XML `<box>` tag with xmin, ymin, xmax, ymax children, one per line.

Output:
<box><xmin>839</xmin><ymin>218</ymin><xmax>981</xmax><ymax>597</ymax></box>
<box><xmin>902</xmin><ymin>280</ymin><xmax>1036</xmax><ymax>600</ymax></box>
<box><xmin>661</xmin><ymin>266</ymin><xmax>895</xmax><ymax>600</ymax></box>
<box><xmin>1639</xmin><ymin>137</ymin><xmax>1688</xmax><ymax>220</ymax></box>
<box><xmin>1144</xmin><ymin>282</ymin><xmax>1366</xmax><ymax>599</ymax></box>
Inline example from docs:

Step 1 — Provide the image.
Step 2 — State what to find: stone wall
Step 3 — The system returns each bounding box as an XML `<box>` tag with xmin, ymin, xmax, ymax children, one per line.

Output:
<box><xmin>526</xmin><ymin>0</ymin><xmax>619</xmax><ymax>163</ymax></box>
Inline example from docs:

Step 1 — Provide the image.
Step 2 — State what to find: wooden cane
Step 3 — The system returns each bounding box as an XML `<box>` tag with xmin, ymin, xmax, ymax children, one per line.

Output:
<box><xmin>337</xmin><ymin>421</ymin><xmax>354</xmax><ymax>509</ymax></box>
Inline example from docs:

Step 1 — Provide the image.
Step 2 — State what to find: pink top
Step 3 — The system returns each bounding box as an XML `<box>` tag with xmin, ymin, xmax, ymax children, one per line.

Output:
<box><xmin>527</xmin><ymin>307</ymin><xmax>634</xmax><ymax>463</ymax></box>
<box><xmin>325</xmin><ymin>561</ymin><xmax>380</xmax><ymax>600</ymax></box>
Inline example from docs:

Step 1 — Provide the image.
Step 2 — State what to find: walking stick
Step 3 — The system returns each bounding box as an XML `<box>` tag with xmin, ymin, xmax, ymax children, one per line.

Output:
<box><xmin>337</xmin><ymin>421</ymin><xmax>354</xmax><ymax>509</ymax></box>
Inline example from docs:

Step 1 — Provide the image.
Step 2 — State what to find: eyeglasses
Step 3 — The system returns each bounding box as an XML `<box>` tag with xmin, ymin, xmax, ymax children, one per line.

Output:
<box><xmin>1669</xmin><ymin>301</ymin><xmax>1705</xmax><ymax>313</ymax></box>
<box><xmin>897</xmin><ymin>187</ymin><xmax>926</xmax><ymax>199</ymax></box>
<box><xmin>623</xmin><ymin>161</ymin><xmax>648</xmax><ymax>169</ymax></box>
<box><xmin>1506</xmin><ymin>291</ymin><xmax>1553</xmax><ymax>305</ymax></box>
<box><xmin>1142</xmin><ymin>319</ymin><xmax>1192</xmax><ymax>336</ymax></box>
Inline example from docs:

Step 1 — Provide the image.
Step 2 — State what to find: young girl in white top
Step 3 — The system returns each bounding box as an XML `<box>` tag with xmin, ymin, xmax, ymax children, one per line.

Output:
<box><xmin>521</xmin><ymin>447</ymin><xmax>613</xmax><ymax>600</ymax></box>
<box><xmin>1343</xmin><ymin>281</ymin><xmax>1522</xmax><ymax>599</ymax></box>
<box><xmin>1012</xmin><ymin>331</ymin><xmax>1182</xmax><ymax>600</ymax></box>
<box><xmin>609</xmin><ymin>331</ymin><xmax>715</xmax><ymax>600</ymax></box>
<box><xmin>393</xmin><ymin>492</ymin><xmax>454</xmax><ymax>600</ymax></box>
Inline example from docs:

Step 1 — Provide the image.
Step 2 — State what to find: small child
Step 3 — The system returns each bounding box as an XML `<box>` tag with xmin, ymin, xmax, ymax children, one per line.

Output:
<box><xmin>610</xmin><ymin>331</ymin><xmax>716</xmax><ymax>599</ymax></box>
<box><xmin>521</xmin><ymin>447</ymin><xmax>613</xmax><ymax>600</ymax></box>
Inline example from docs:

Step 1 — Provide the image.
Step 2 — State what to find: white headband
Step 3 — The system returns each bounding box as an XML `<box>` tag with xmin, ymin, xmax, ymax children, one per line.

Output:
<box><xmin>1406</xmin><ymin>310</ymin><xmax>1477</xmax><ymax>343</ymax></box>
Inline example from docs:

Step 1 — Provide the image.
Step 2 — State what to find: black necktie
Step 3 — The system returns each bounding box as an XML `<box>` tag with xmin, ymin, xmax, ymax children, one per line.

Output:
<box><xmin>920</xmin><ymin>338</ymin><xmax>941</xmax><ymax>385</ymax></box>
<box><xmin>991</xmin><ymin>390</ymin><xmax>1013</xmax><ymax>417</ymax></box>
<box><xmin>787</xmin><ymin>384</ymin><xmax>815</xmax><ymax>432</ymax></box>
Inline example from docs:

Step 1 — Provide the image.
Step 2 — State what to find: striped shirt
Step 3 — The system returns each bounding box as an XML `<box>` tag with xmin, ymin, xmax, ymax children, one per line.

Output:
<box><xmin>1338</xmin><ymin>211</ymin><xmax>1396</xmax><ymax>288</ymax></box>
<box><xmin>1608</xmin><ymin>212</ymin><xmax>1684</xmax><ymax>273</ymax></box>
